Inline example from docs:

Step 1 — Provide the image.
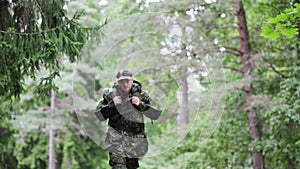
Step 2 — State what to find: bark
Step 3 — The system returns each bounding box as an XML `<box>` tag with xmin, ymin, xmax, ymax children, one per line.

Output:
<box><xmin>177</xmin><ymin>67</ymin><xmax>189</xmax><ymax>138</ymax></box>
<box><xmin>236</xmin><ymin>1</ymin><xmax>264</xmax><ymax>169</ymax></box>
<box><xmin>49</xmin><ymin>90</ymin><xmax>56</xmax><ymax>169</ymax></box>
<box><xmin>0</xmin><ymin>0</ymin><xmax>12</xmax><ymax>31</ymax></box>
<box><xmin>13</xmin><ymin>0</ymin><xmax>34</xmax><ymax>32</ymax></box>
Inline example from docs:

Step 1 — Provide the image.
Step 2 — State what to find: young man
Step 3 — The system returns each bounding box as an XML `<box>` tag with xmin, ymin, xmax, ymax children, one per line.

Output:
<box><xmin>94</xmin><ymin>70</ymin><xmax>161</xmax><ymax>169</ymax></box>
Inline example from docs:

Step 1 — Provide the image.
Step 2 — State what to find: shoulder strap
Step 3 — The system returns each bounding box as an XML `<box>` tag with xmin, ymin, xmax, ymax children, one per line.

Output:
<box><xmin>132</xmin><ymin>80</ymin><xmax>142</xmax><ymax>95</ymax></box>
<box><xmin>102</xmin><ymin>88</ymin><xmax>116</xmax><ymax>102</ymax></box>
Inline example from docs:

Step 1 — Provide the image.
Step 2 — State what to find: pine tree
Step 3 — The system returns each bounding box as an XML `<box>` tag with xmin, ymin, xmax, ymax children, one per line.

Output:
<box><xmin>0</xmin><ymin>0</ymin><xmax>104</xmax><ymax>98</ymax></box>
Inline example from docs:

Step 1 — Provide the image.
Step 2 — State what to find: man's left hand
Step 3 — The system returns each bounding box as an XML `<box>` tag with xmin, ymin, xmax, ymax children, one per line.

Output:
<box><xmin>132</xmin><ymin>96</ymin><xmax>140</xmax><ymax>106</ymax></box>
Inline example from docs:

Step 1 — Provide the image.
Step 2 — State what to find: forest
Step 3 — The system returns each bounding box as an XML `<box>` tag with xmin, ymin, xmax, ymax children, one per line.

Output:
<box><xmin>0</xmin><ymin>0</ymin><xmax>299</xmax><ymax>169</ymax></box>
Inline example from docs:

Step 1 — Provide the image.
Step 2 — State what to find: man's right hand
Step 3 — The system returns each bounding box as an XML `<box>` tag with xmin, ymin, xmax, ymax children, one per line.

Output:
<box><xmin>113</xmin><ymin>96</ymin><xmax>122</xmax><ymax>105</ymax></box>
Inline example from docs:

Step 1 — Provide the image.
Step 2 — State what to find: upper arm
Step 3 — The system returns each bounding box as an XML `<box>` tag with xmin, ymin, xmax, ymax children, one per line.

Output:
<box><xmin>94</xmin><ymin>88</ymin><xmax>116</xmax><ymax>121</ymax></box>
<box><xmin>138</xmin><ymin>90</ymin><xmax>161</xmax><ymax>120</ymax></box>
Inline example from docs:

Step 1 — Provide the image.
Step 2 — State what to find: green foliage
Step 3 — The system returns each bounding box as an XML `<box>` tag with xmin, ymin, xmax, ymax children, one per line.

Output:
<box><xmin>0</xmin><ymin>98</ymin><xmax>18</xmax><ymax>169</ymax></box>
<box><xmin>260</xmin><ymin>72</ymin><xmax>300</xmax><ymax>168</ymax></box>
<box><xmin>14</xmin><ymin>131</ymin><xmax>48</xmax><ymax>169</ymax></box>
<box><xmin>0</xmin><ymin>1</ymin><xmax>107</xmax><ymax>168</ymax></box>
<box><xmin>109</xmin><ymin>0</ymin><xmax>143</xmax><ymax>18</ymax></box>
<box><xmin>163</xmin><ymin>91</ymin><xmax>252</xmax><ymax>169</ymax></box>
<box><xmin>261</xmin><ymin>3</ymin><xmax>300</xmax><ymax>40</ymax></box>
<box><xmin>141</xmin><ymin>0</ymin><xmax>299</xmax><ymax>168</ymax></box>
<box><xmin>8</xmin><ymin>58</ymin><xmax>107</xmax><ymax>168</ymax></box>
<box><xmin>0</xmin><ymin>0</ymin><xmax>104</xmax><ymax>98</ymax></box>
<box><xmin>60</xmin><ymin>131</ymin><xmax>108</xmax><ymax>169</ymax></box>
<box><xmin>12</xmin><ymin>121</ymin><xmax>108</xmax><ymax>169</ymax></box>
<box><xmin>2</xmin><ymin>0</ymin><xmax>300</xmax><ymax>169</ymax></box>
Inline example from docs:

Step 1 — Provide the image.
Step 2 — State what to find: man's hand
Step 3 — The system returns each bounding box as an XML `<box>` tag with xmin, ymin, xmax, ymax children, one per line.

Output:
<box><xmin>131</xmin><ymin>96</ymin><xmax>140</xmax><ymax>106</ymax></box>
<box><xmin>113</xmin><ymin>96</ymin><xmax>122</xmax><ymax>105</ymax></box>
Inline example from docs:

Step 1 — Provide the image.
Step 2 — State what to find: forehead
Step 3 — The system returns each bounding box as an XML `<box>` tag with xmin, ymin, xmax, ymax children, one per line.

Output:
<box><xmin>118</xmin><ymin>79</ymin><xmax>132</xmax><ymax>84</ymax></box>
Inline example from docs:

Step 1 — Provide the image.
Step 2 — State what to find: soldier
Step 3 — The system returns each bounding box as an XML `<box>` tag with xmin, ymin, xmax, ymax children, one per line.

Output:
<box><xmin>94</xmin><ymin>70</ymin><xmax>161</xmax><ymax>169</ymax></box>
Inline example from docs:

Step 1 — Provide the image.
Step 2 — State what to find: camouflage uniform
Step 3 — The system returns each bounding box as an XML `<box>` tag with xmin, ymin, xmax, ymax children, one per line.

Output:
<box><xmin>95</xmin><ymin>80</ymin><xmax>161</xmax><ymax>169</ymax></box>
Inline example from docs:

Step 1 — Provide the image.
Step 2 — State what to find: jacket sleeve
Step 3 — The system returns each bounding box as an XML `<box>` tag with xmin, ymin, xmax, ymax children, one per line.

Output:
<box><xmin>94</xmin><ymin>89</ymin><xmax>117</xmax><ymax>121</ymax></box>
<box><xmin>137</xmin><ymin>90</ymin><xmax>162</xmax><ymax>120</ymax></box>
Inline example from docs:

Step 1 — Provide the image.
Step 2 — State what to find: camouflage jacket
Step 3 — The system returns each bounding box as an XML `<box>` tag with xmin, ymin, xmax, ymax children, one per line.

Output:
<box><xmin>95</xmin><ymin>80</ymin><xmax>161</xmax><ymax>135</ymax></box>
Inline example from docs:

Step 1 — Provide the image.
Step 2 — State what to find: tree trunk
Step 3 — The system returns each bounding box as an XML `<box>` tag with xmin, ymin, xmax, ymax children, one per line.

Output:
<box><xmin>236</xmin><ymin>1</ymin><xmax>264</xmax><ymax>169</ymax></box>
<box><xmin>49</xmin><ymin>90</ymin><xmax>56</xmax><ymax>169</ymax></box>
<box><xmin>0</xmin><ymin>0</ymin><xmax>12</xmax><ymax>31</ymax></box>
<box><xmin>177</xmin><ymin>67</ymin><xmax>189</xmax><ymax>138</ymax></box>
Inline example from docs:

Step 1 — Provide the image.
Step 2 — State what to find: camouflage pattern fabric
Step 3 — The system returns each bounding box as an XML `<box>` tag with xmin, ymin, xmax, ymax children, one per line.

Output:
<box><xmin>109</xmin><ymin>153</ymin><xmax>127</xmax><ymax>169</ymax></box>
<box><xmin>109</xmin><ymin>153</ymin><xmax>139</xmax><ymax>169</ymax></box>
<box><xmin>105</xmin><ymin>127</ymin><xmax>148</xmax><ymax>158</ymax></box>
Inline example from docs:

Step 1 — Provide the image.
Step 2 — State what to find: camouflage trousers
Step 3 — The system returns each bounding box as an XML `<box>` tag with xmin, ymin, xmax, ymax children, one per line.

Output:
<box><xmin>109</xmin><ymin>152</ymin><xmax>139</xmax><ymax>169</ymax></box>
<box><xmin>105</xmin><ymin>127</ymin><xmax>148</xmax><ymax>158</ymax></box>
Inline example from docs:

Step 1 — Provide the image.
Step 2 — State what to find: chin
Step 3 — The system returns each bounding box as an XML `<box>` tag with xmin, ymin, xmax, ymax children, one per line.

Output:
<box><xmin>121</xmin><ymin>89</ymin><xmax>130</xmax><ymax>93</ymax></box>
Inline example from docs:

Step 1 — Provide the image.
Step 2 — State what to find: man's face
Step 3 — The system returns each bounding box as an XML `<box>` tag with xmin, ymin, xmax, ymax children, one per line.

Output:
<box><xmin>118</xmin><ymin>79</ymin><xmax>133</xmax><ymax>93</ymax></box>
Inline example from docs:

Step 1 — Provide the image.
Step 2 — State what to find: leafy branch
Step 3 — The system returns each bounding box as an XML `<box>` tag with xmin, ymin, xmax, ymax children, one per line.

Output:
<box><xmin>261</xmin><ymin>3</ymin><xmax>300</xmax><ymax>40</ymax></box>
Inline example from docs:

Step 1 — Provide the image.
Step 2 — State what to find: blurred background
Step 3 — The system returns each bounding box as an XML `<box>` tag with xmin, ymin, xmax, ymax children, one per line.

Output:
<box><xmin>1</xmin><ymin>0</ymin><xmax>300</xmax><ymax>168</ymax></box>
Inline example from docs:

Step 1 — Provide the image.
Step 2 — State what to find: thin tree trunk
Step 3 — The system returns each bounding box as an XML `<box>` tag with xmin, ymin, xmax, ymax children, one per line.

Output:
<box><xmin>236</xmin><ymin>1</ymin><xmax>264</xmax><ymax>169</ymax></box>
<box><xmin>177</xmin><ymin>67</ymin><xmax>189</xmax><ymax>138</ymax></box>
<box><xmin>49</xmin><ymin>90</ymin><xmax>56</xmax><ymax>169</ymax></box>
